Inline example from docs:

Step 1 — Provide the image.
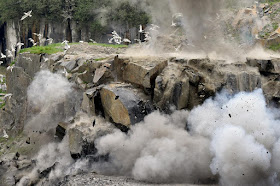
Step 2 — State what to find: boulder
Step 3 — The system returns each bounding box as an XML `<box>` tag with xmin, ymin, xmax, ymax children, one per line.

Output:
<box><xmin>114</xmin><ymin>56</ymin><xmax>168</xmax><ymax>88</ymax></box>
<box><xmin>55</xmin><ymin>122</ymin><xmax>69</xmax><ymax>140</ymax></box>
<box><xmin>246</xmin><ymin>58</ymin><xmax>280</xmax><ymax>74</ymax></box>
<box><xmin>154</xmin><ymin>63</ymin><xmax>190</xmax><ymax>110</ymax></box>
<box><xmin>60</xmin><ymin>60</ymin><xmax>78</xmax><ymax>72</ymax></box>
<box><xmin>100</xmin><ymin>83</ymin><xmax>153</xmax><ymax>128</ymax></box>
<box><xmin>68</xmin><ymin>116</ymin><xmax>115</xmax><ymax>159</ymax></box>
<box><xmin>16</xmin><ymin>53</ymin><xmax>41</xmax><ymax>78</ymax></box>
<box><xmin>263</xmin><ymin>81</ymin><xmax>280</xmax><ymax>107</ymax></box>
<box><xmin>81</xmin><ymin>91</ymin><xmax>95</xmax><ymax>116</ymax></box>
<box><xmin>93</xmin><ymin>63</ymin><xmax>113</xmax><ymax>85</ymax></box>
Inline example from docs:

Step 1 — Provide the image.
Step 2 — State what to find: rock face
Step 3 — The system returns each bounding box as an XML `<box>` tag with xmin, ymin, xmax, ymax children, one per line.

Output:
<box><xmin>154</xmin><ymin>63</ymin><xmax>190</xmax><ymax>110</ymax></box>
<box><xmin>247</xmin><ymin>57</ymin><xmax>280</xmax><ymax>107</ymax></box>
<box><xmin>114</xmin><ymin>56</ymin><xmax>168</xmax><ymax>89</ymax></box>
<box><xmin>81</xmin><ymin>88</ymin><xmax>97</xmax><ymax>116</ymax></box>
<box><xmin>16</xmin><ymin>53</ymin><xmax>41</xmax><ymax>78</ymax></box>
<box><xmin>0</xmin><ymin>66</ymin><xmax>32</xmax><ymax>132</ymax></box>
<box><xmin>246</xmin><ymin>58</ymin><xmax>280</xmax><ymax>74</ymax></box>
<box><xmin>100</xmin><ymin>83</ymin><xmax>153</xmax><ymax>128</ymax></box>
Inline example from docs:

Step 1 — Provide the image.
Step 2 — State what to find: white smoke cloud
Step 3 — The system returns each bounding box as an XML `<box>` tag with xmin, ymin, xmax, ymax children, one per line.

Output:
<box><xmin>25</xmin><ymin>70</ymin><xmax>81</xmax><ymax>132</ymax></box>
<box><xmin>94</xmin><ymin>89</ymin><xmax>280</xmax><ymax>185</ymax></box>
<box><xmin>27</xmin><ymin>70</ymin><xmax>73</xmax><ymax>108</ymax></box>
<box><xmin>95</xmin><ymin>110</ymin><xmax>213</xmax><ymax>183</ymax></box>
<box><xmin>210</xmin><ymin>125</ymin><xmax>272</xmax><ymax>185</ymax></box>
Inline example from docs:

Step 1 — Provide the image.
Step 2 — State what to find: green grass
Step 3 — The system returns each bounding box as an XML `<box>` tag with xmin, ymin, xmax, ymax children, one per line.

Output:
<box><xmin>272</xmin><ymin>22</ymin><xmax>279</xmax><ymax>31</ymax></box>
<box><xmin>10</xmin><ymin>60</ymin><xmax>15</xmax><ymax>66</ymax></box>
<box><xmin>0</xmin><ymin>102</ymin><xmax>5</xmax><ymax>109</ymax></box>
<box><xmin>269</xmin><ymin>43</ymin><xmax>280</xmax><ymax>51</ymax></box>
<box><xmin>89</xmin><ymin>43</ymin><xmax>128</xmax><ymax>48</ymax></box>
<box><xmin>20</xmin><ymin>43</ymin><xmax>64</xmax><ymax>54</ymax></box>
<box><xmin>95</xmin><ymin>57</ymin><xmax>108</xmax><ymax>61</ymax></box>
<box><xmin>20</xmin><ymin>42</ymin><xmax>127</xmax><ymax>55</ymax></box>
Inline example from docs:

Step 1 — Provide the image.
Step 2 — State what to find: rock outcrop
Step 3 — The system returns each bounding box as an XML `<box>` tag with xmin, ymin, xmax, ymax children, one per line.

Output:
<box><xmin>114</xmin><ymin>56</ymin><xmax>168</xmax><ymax>89</ymax></box>
<box><xmin>100</xmin><ymin>83</ymin><xmax>153</xmax><ymax>128</ymax></box>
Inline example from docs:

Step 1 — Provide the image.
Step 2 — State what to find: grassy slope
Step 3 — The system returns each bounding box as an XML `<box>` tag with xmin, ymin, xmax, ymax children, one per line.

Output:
<box><xmin>20</xmin><ymin>42</ymin><xmax>128</xmax><ymax>54</ymax></box>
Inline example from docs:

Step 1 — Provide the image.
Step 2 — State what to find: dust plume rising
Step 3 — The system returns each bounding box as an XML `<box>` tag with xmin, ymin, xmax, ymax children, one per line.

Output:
<box><xmin>94</xmin><ymin>89</ymin><xmax>280</xmax><ymax>185</ymax></box>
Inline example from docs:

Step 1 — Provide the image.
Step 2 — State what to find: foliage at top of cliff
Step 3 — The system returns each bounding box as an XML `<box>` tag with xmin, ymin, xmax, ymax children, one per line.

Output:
<box><xmin>0</xmin><ymin>0</ymin><xmax>150</xmax><ymax>30</ymax></box>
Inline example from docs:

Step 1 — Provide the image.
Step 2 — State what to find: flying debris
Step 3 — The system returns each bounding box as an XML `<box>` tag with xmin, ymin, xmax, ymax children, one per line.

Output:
<box><xmin>3</xmin><ymin>130</ymin><xmax>9</xmax><ymax>139</ymax></box>
<box><xmin>92</xmin><ymin>119</ymin><xmax>96</xmax><ymax>127</ymax></box>
<box><xmin>29</xmin><ymin>38</ymin><xmax>37</xmax><ymax>46</ymax></box>
<box><xmin>62</xmin><ymin>40</ymin><xmax>70</xmax><ymax>50</ymax></box>
<box><xmin>21</xmin><ymin>10</ymin><xmax>32</xmax><ymax>21</ymax></box>
<box><xmin>175</xmin><ymin>44</ymin><xmax>182</xmax><ymax>52</ymax></box>
<box><xmin>33</xmin><ymin>33</ymin><xmax>42</xmax><ymax>39</ymax></box>
<box><xmin>11</xmin><ymin>45</ymin><xmax>16</xmax><ymax>52</ymax></box>
<box><xmin>6</xmin><ymin>49</ymin><xmax>13</xmax><ymax>58</ymax></box>
<box><xmin>139</xmin><ymin>25</ymin><xmax>144</xmax><ymax>33</ymax></box>
<box><xmin>7</xmin><ymin>65</ymin><xmax>14</xmax><ymax>72</ymax></box>
<box><xmin>0</xmin><ymin>53</ymin><xmax>6</xmax><ymax>59</ymax></box>
<box><xmin>171</xmin><ymin>20</ymin><xmax>177</xmax><ymax>27</ymax></box>
<box><xmin>23</xmin><ymin>56</ymin><xmax>32</xmax><ymax>61</ymax></box>
<box><xmin>63</xmin><ymin>68</ymin><xmax>70</xmax><ymax>79</ymax></box>
<box><xmin>123</xmin><ymin>38</ymin><xmax>131</xmax><ymax>43</ymax></box>
<box><xmin>46</xmin><ymin>38</ymin><xmax>53</xmax><ymax>45</ymax></box>
<box><xmin>0</xmin><ymin>75</ymin><xmax>4</xmax><ymax>83</ymax></box>
<box><xmin>150</xmin><ymin>24</ymin><xmax>160</xmax><ymax>31</ymax></box>
<box><xmin>4</xmin><ymin>93</ymin><xmax>12</xmax><ymax>99</ymax></box>
<box><xmin>144</xmin><ymin>32</ymin><xmax>151</xmax><ymax>42</ymax></box>
<box><xmin>134</xmin><ymin>39</ymin><xmax>142</xmax><ymax>44</ymax></box>
<box><xmin>109</xmin><ymin>31</ymin><xmax>122</xmax><ymax>44</ymax></box>
<box><xmin>61</xmin><ymin>40</ymin><xmax>69</xmax><ymax>45</ymax></box>
<box><xmin>172</xmin><ymin>13</ymin><xmax>183</xmax><ymax>27</ymax></box>
<box><xmin>16</xmin><ymin>42</ymin><xmax>24</xmax><ymax>50</ymax></box>
<box><xmin>42</xmin><ymin>56</ymin><xmax>49</xmax><ymax>63</ymax></box>
<box><xmin>89</xmin><ymin>39</ymin><xmax>97</xmax><ymax>43</ymax></box>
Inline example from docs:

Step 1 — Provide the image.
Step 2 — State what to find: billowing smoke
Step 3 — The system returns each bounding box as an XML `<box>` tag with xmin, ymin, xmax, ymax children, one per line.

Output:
<box><xmin>25</xmin><ymin>70</ymin><xmax>81</xmax><ymax>132</ymax></box>
<box><xmin>18</xmin><ymin>70</ymin><xmax>85</xmax><ymax>185</ymax></box>
<box><xmin>94</xmin><ymin>89</ymin><xmax>280</xmax><ymax>185</ymax></box>
<box><xmin>94</xmin><ymin>110</ymin><xmax>213</xmax><ymax>183</ymax></box>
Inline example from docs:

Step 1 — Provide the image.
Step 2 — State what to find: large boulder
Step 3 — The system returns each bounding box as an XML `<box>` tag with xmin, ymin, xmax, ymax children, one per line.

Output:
<box><xmin>81</xmin><ymin>88</ymin><xmax>98</xmax><ymax>116</ymax></box>
<box><xmin>68</xmin><ymin>116</ymin><xmax>115</xmax><ymax>159</ymax></box>
<box><xmin>114</xmin><ymin>56</ymin><xmax>168</xmax><ymax>88</ymax></box>
<box><xmin>100</xmin><ymin>83</ymin><xmax>153</xmax><ymax>128</ymax></box>
<box><xmin>154</xmin><ymin>63</ymin><xmax>189</xmax><ymax>110</ymax></box>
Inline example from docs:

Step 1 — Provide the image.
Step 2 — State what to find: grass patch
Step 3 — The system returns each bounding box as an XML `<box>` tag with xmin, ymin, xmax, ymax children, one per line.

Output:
<box><xmin>95</xmin><ymin>57</ymin><xmax>108</xmax><ymax>61</ymax></box>
<box><xmin>10</xmin><ymin>60</ymin><xmax>15</xmax><ymax>66</ymax></box>
<box><xmin>272</xmin><ymin>22</ymin><xmax>279</xmax><ymax>31</ymax></box>
<box><xmin>89</xmin><ymin>43</ymin><xmax>128</xmax><ymax>48</ymax></box>
<box><xmin>0</xmin><ymin>137</ymin><xmax>7</xmax><ymax>144</ymax></box>
<box><xmin>0</xmin><ymin>89</ymin><xmax>6</xmax><ymax>94</ymax></box>
<box><xmin>0</xmin><ymin>102</ymin><xmax>5</xmax><ymax>109</ymax></box>
<box><xmin>20</xmin><ymin>43</ymin><xmax>64</xmax><ymax>54</ymax></box>
<box><xmin>269</xmin><ymin>43</ymin><xmax>280</xmax><ymax>51</ymax></box>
